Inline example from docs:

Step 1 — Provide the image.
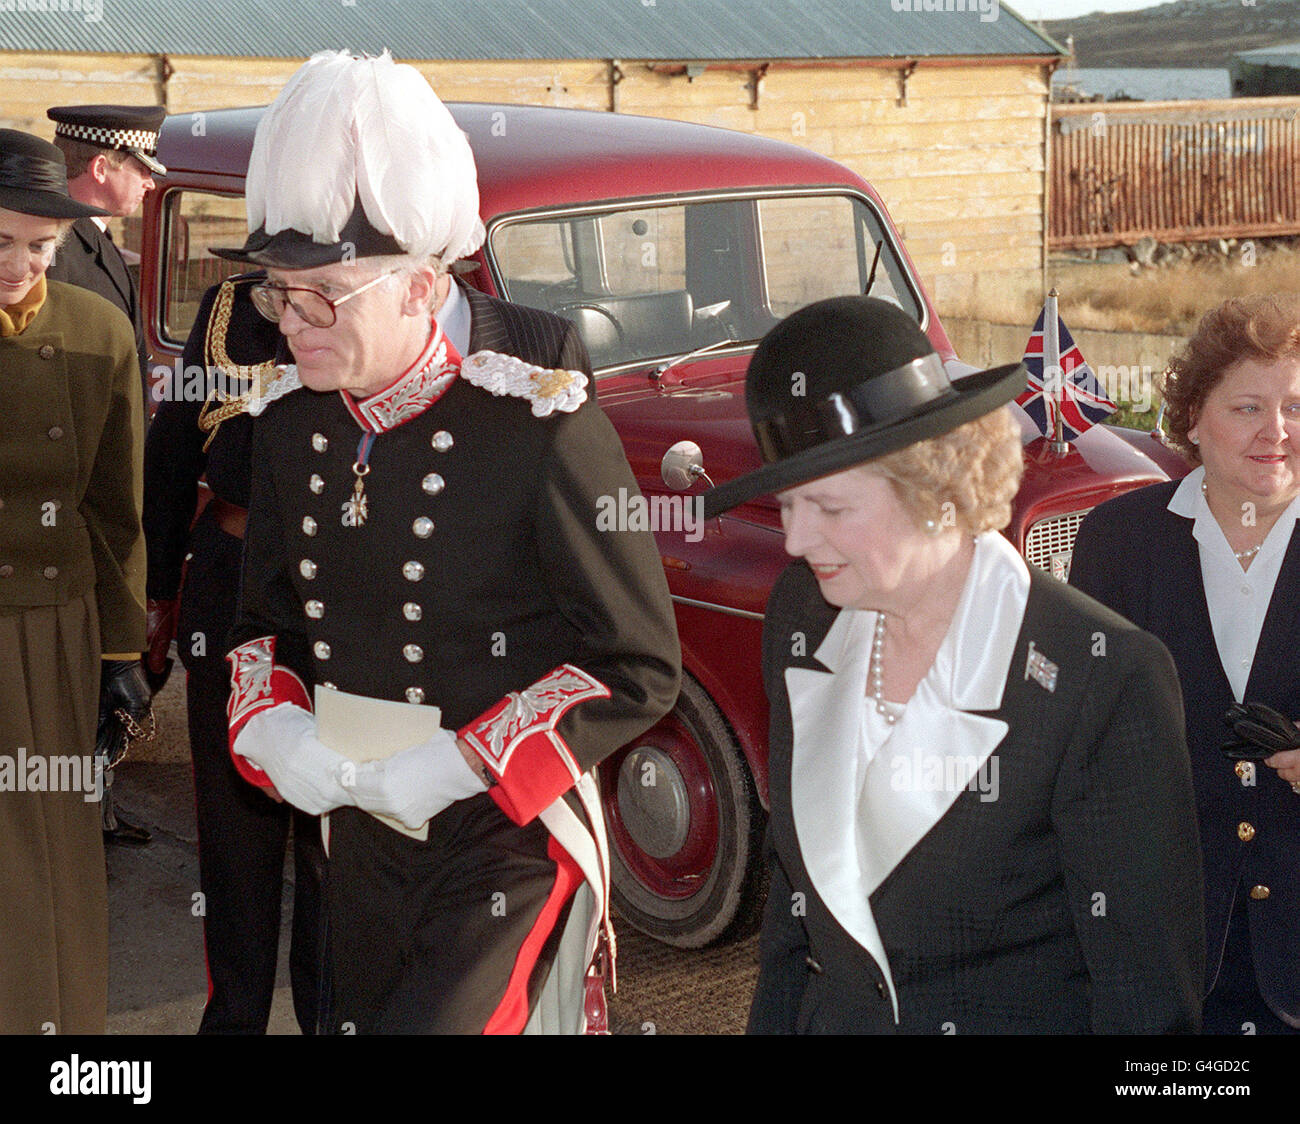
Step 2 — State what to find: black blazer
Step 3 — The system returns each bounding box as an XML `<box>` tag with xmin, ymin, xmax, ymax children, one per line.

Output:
<box><xmin>46</xmin><ymin>217</ymin><xmax>150</xmax><ymax>399</ymax></box>
<box><xmin>749</xmin><ymin>560</ymin><xmax>1205</xmax><ymax>1034</ymax></box>
<box><xmin>1071</xmin><ymin>480</ymin><xmax>1300</xmax><ymax>1025</ymax></box>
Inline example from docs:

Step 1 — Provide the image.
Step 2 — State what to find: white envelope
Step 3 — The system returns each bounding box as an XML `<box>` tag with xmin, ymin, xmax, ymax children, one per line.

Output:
<box><xmin>314</xmin><ymin>685</ymin><xmax>444</xmax><ymax>842</ymax></box>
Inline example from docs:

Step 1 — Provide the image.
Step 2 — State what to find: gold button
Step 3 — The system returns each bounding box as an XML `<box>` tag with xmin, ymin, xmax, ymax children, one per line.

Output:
<box><xmin>42</xmin><ymin>565</ymin><xmax>58</xmax><ymax>579</ymax></box>
<box><xmin>38</xmin><ymin>344</ymin><xmax>55</xmax><ymax>360</ymax></box>
<box><xmin>48</xmin><ymin>426</ymin><xmax>63</xmax><ymax>440</ymax></box>
<box><xmin>0</xmin><ymin>565</ymin><xmax>12</xmax><ymax>578</ymax></box>
<box><xmin>1250</xmin><ymin>885</ymin><xmax>1270</xmax><ymax>900</ymax></box>
<box><xmin>1238</xmin><ymin>822</ymin><xmax>1256</xmax><ymax>842</ymax></box>
<box><xmin>1234</xmin><ymin>761</ymin><xmax>1252</xmax><ymax>780</ymax></box>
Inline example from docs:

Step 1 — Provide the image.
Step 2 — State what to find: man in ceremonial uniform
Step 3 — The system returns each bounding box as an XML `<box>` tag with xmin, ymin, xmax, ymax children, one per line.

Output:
<box><xmin>47</xmin><ymin>103</ymin><xmax>164</xmax><ymax>412</ymax></box>
<box><xmin>218</xmin><ymin>52</ymin><xmax>680</xmax><ymax>1033</ymax></box>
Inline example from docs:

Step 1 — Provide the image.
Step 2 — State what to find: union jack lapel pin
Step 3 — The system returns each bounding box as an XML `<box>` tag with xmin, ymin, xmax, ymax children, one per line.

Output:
<box><xmin>1024</xmin><ymin>641</ymin><xmax>1059</xmax><ymax>693</ymax></box>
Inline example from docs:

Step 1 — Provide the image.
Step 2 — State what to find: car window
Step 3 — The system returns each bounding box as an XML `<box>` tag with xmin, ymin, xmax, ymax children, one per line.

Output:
<box><xmin>488</xmin><ymin>192</ymin><xmax>922</xmax><ymax>371</ymax></box>
<box><xmin>160</xmin><ymin>189</ymin><xmax>251</xmax><ymax>347</ymax></box>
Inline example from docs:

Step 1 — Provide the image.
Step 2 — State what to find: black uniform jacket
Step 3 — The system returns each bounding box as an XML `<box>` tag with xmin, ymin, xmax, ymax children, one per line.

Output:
<box><xmin>1071</xmin><ymin>480</ymin><xmax>1300</xmax><ymax>1025</ymax></box>
<box><xmin>45</xmin><ymin>217</ymin><xmax>150</xmax><ymax>398</ymax></box>
<box><xmin>229</xmin><ymin>289</ymin><xmax>680</xmax><ymax>823</ymax></box>
<box><xmin>749</xmin><ymin>560</ymin><xmax>1205</xmax><ymax>1034</ymax></box>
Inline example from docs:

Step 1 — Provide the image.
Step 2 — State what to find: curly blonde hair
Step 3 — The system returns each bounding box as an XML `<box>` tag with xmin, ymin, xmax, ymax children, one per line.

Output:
<box><xmin>869</xmin><ymin>405</ymin><xmax>1024</xmax><ymax>535</ymax></box>
<box><xmin>1161</xmin><ymin>294</ymin><xmax>1300</xmax><ymax>464</ymax></box>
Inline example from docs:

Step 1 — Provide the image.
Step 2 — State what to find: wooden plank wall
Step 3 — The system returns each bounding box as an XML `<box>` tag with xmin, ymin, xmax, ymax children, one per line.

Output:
<box><xmin>1051</xmin><ymin>98</ymin><xmax>1300</xmax><ymax>250</ymax></box>
<box><xmin>1</xmin><ymin>52</ymin><xmax>1053</xmax><ymax>319</ymax></box>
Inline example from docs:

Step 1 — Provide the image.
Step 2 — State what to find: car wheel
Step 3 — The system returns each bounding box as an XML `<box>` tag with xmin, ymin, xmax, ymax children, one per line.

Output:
<box><xmin>600</xmin><ymin>672</ymin><xmax>767</xmax><ymax>949</ymax></box>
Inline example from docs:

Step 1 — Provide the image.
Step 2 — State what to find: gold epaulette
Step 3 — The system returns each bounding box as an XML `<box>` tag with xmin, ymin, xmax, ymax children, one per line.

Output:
<box><xmin>196</xmin><ymin>278</ymin><xmax>279</xmax><ymax>451</ymax></box>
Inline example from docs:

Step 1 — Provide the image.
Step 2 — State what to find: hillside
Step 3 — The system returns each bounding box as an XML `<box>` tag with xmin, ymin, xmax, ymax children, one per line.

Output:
<box><xmin>1039</xmin><ymin>0</ymin><xmax>1300</xmax><ymax>67</ymax></box>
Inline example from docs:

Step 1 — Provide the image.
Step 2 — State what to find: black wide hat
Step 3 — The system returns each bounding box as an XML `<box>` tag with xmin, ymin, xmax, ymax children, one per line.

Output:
<box><xmin>702</xmin><ymin>296</ymin><xmax>1027</xmax><ymax>519</ymax></box>
<box><xmin>0</xmin><ymin>129</ymin><xmax>109</xmax><ymax>219</ymax></box>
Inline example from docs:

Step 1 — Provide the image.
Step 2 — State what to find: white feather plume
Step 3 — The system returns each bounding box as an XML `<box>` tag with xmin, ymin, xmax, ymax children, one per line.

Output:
<box><xmin>246</xmin><ymin>50</ymin><xmax>486</xmax><ymax>259</ymax></box>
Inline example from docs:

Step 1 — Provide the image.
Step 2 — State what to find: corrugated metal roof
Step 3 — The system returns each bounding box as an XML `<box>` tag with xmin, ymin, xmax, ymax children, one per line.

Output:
<box><xmin>0</xmin><ymin>0</ymin><xmax>1061</xmax><ymax>61</ymax></box>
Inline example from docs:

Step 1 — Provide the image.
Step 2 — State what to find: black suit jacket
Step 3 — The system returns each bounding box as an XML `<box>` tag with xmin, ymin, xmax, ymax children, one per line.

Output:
<box><xmin>1071</xmin><ymin>480</ymin><xmax>1300</xmax><ymax>1025</ymax></box>
<box><xmin>749</xmin><ymin>560</ymin><xmax>1205</xmax><ymax>1034</ymax></box>
<box><xmin>46</xmin><ymin>217</ymin><xmax>151</xmax><ymax>401</ymax></box>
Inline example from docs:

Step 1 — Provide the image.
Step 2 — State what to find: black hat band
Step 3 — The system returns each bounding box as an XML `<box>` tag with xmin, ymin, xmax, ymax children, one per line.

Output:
<box><xmin>754</xmin><ymin>351</ymin><xmax>956</xmax><ymax>462</ymax></box>
<box><xmin>0</xmin><ymin>150</ymin><xmax>69</xmax><ymax>197</ymax></box>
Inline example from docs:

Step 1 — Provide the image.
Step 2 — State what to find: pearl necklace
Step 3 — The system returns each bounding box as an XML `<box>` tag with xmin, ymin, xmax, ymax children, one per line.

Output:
<box><xmin>1202</xmin><ymin>480</ymin><xmax>1263</xmax><ymax>563</ymax></box>
<box><xmin>869</xmin><ymin>612</ymin><xmax>897</xmax><ymax>725</ymax></box>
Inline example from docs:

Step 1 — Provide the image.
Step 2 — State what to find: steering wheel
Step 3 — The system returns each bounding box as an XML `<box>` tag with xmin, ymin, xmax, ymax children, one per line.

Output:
<box><xmin>556</xmin><ymin>302</ymin><xmax>627</xmax><ymax>346</ymax></box>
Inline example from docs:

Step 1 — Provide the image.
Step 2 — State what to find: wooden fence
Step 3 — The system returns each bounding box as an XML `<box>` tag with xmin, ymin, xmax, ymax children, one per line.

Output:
<box><xmin>1050</xmin><ymin>97</ymin><xmax>1300</xmax><ymax>250</ymax></box>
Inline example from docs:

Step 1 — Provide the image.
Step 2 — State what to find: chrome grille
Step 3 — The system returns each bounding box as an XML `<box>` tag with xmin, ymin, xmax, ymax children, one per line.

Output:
<box><xmin>1024</xmin><ymin>508</ymin><xmax>1093</xmax><ymax>582</ymax></box>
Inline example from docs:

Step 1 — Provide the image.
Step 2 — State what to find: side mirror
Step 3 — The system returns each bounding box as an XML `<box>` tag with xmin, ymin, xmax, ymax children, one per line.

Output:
<box><xmin>661</xmin><ymin>440</ymin><xmax>711</xmax><ymax>491</ymax></box>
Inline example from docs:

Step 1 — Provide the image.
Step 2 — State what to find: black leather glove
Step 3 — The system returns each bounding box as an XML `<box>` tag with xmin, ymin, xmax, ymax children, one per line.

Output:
<box><xmin>96</xmin><ymin>660</ymin><xmax>154</xmax><ymax>767</ymax></box>
<box><xmin>1221</xmin><ymin>701</ymin><xmax>1300</xmax><ymax>760</ymax></box>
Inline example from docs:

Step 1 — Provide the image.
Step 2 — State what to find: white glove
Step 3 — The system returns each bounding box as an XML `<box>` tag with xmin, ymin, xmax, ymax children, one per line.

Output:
<box><xmin>347</xmin><ymin>728</ymin><xmax>488</xmax><ymax>830</ymax></box>
<box><xmin>233</xmin><ymin>703</ymin><xmax>358</xmax><ymax>816</ymax></box>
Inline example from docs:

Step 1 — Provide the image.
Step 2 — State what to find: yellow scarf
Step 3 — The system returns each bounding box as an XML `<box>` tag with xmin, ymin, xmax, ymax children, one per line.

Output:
<box><xmin>0</xmin><ymin>276</ymin><xmax>48</xmax><ymax>338</ymax></box>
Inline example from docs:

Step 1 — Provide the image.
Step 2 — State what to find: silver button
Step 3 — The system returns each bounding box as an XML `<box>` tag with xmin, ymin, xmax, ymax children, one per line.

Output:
<box><xmin>305</xmin><ymin>599</ymin><xmax>324</xmax><ymax>619</ymax></box>
<box><xmin>299</xmin><ymin>559</ymin><xmax>318</xmax><ymax>579</ymax></box>
<box><xmin>403</xmin><ymin>644</ymin><xmax>424</xmax><ymax>663</ymax></box>
<box><xmin>313</xmin><ymin>641</ymin><xmax>331</xmax><ymax>660</ymax></box>
<box><xmin>402</xmin><ymin>561</ymin><xmax>424</xmax><ymax>581</ymax></box>
<box><xmin>432</xmin><ymin>430</ymin><xmax>453</xmax><ymax>452</ymax></box>
<box><xmin>312</xmin><ymin>433</ymin><xmax>328</xmax><ymax>453</ymax></box>
<box><xmin>413</xmin><ymin>516</ymin><xmax>434</xmax><ymax>538</ymax></box>
<box><xmin>310</xmin><ymin>474</ymin><xmax>325</xmax><ymax>494</ymax></box>
<box><xmin>421</xmin><ymin>473</ymin><xmax>445</xmax><ymax>496</ymax></box>
<box><xmin>302</xmin><ymin>516</ymin><xmax>318</xmax><ymax>537</ymax></box>
<box><xmin>405</xmin><ymin>686</ymin><xmax>425</xmax><ymax>704</ymax></box>
<box><xmin>403</xmin><ymin>602</ymin><xmax>422</xmax><ymax>622</ymax></box>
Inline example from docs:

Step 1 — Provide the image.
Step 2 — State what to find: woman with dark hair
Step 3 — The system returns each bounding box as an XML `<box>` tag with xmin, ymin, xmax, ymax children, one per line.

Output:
<box><xmin>706</xmin><ymin>295</ymin><xmax>1205</xmax><ymax>1034</ymax></box>
<box><xmin>0</xmin><ymin>128</ymin><xmax>148</xmax><ymax>1033</ymax></box>
<box><xmin>1072</xmin><ymin>294</ymin><xmax>1300</xmax><ymax>1034</ymax></box>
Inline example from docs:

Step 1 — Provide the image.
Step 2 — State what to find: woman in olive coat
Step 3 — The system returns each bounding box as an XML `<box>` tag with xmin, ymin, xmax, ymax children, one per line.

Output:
<box><xmin>0</xmin><ymin>129</ymin><xmax>146</xmax><ymax>1033</ymax></box>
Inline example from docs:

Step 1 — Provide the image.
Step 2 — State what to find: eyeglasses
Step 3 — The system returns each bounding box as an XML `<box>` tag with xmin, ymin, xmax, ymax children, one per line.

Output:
<box><xmin>249</xmin><ymin>268</ymin><xmax>400</xmax><ymax>328</ymax></box>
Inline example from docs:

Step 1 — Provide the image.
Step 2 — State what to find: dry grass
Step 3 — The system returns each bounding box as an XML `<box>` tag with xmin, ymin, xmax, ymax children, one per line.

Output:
<box><xmin>970</xmin><ymin>241</ymin><xmax>1300</xmax><ymax>337</ymax></box>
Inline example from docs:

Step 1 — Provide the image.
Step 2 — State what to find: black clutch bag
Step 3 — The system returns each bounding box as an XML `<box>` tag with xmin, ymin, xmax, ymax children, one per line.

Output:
<box><xmin>1221</xmin><ymin>701</ymin><xmax>1300</xmax><ymax>761</ymax></box>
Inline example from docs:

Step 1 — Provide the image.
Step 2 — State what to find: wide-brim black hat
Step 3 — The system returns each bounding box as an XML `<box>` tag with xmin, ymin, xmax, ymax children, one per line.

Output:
<box><xmin>211</xmin><ymin>201</ymin><xmax>404</xmax><ymax>269</ymax></box>
<box><xmin>702</xmin><ymin>296</ymin><xmax>1026</xmax><ymax>520</ymax></box>
<box><xmin>0</xmin><ymin>129</ymin><xmax>109</xmax><ymax>219</ymax></box>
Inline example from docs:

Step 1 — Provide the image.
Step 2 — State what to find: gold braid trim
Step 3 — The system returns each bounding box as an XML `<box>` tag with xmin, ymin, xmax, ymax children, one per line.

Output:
<box><xmin>196</xmin><ymin>278</ymin><xmax>280</xmax><ymax>451</ymax></box>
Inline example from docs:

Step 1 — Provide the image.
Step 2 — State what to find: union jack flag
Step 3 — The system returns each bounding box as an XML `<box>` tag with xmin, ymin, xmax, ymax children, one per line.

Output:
<box><xmin>1017</xmin><ymin>306</ymin><xmax>1116</xmax><ymax>441</ymax></box>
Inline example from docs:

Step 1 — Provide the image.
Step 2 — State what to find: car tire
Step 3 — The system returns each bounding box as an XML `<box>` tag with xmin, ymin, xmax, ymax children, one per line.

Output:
<box><xmin>601</xmin><ymin>672</ymin><xmax>767</xmax><ymax>949</ymax></box>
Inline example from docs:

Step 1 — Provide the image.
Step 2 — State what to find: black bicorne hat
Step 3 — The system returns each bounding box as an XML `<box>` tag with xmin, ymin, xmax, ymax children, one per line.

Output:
<box><xmin>702</xmin><ymin>296</ymin><xmax>1027</xmax><ymax>520</ymax></box>
<box><xmin>0</xmin><ymin>129</ymin><xmax>109</xmax><ymax>219</ymax></box>
<box><xmin>47</xmin><ymin>104</ymin><xmax>168</xmax><ymax>176</ymax></box>
<box><xmin>210</xmin><ymin>200</ymin><xmax>405</xmax><ymax>269</ymax></box>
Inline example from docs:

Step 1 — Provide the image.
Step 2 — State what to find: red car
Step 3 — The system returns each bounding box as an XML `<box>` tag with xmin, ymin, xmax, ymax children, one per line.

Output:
<box><xmin>140</xmin><ymin>102</ymin><xmax>1190</xmax><ymax>947</ymax></box>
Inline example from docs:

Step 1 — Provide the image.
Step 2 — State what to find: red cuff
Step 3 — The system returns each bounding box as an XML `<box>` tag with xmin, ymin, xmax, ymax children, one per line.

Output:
<box><xmin>226</xmin><ymin>635</ymin><xmax>312</xmax><ymax>789</ymax></box>
<box><xmin>459</xmin><ymin>664</ymin><xmax>609</xmax><ymax>825</ymax></box>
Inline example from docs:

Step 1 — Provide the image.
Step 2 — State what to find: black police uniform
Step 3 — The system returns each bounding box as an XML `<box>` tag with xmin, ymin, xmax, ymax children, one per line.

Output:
<box><xmin>228</xmin><ymin>288</ymin><xmax>681</xmax><ymax>1032</ymax></box>
<box><xmin>143</xmin><ymin>275</ymin><xmax>327</xmax><ymax>1034</ymax></box>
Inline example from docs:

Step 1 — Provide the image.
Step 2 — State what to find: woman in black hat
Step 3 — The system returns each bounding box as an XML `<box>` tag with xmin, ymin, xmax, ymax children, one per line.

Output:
<box><xmin>710</xmin><ymin>296</ymin><xmax>1206</xmax><ymax>1034</ymax></box>
<box><xmin>0</xmin><ymin>129</ymin><xmax>147</xmax><ymax>1032</ymax></box>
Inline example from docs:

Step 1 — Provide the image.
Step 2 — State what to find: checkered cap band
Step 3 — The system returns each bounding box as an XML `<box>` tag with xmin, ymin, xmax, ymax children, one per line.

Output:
<box><xmin>54</xmin><ymin>121</ymin><xmax>159</xmax><ymax>154</ymax></box>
